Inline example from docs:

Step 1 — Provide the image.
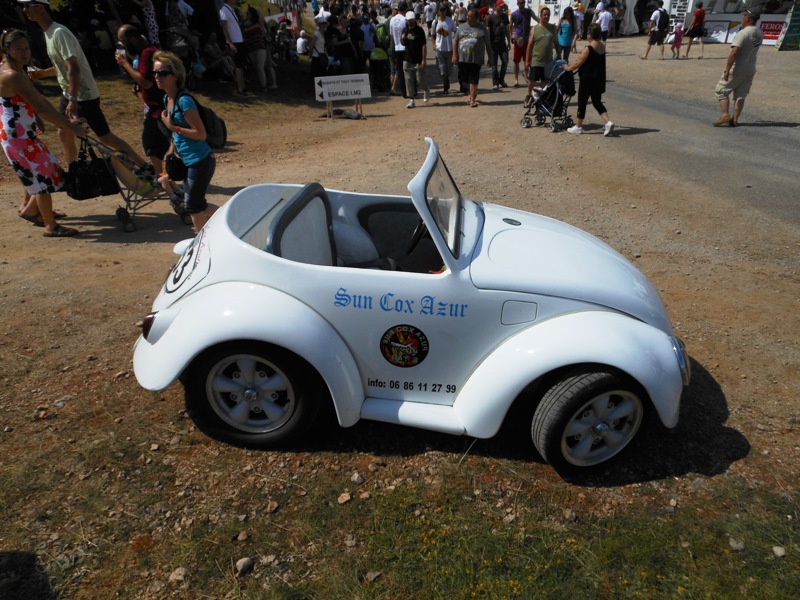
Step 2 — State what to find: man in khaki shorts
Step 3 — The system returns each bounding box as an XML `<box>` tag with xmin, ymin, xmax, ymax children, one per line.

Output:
<box><xmin>713</xmin><ymin>8</ymin><xmax>763</xmax><ymax>127</ymax></box>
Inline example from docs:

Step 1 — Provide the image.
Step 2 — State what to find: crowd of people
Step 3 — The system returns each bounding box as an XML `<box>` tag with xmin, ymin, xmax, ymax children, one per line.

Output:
<box><xmin>1</xmin><ymin>0</ymin><xmax>765</xmax><ymax>239</ymax></box>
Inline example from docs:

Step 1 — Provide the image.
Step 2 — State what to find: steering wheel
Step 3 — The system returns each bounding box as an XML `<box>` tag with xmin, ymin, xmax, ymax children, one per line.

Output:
<box><xmin>407</xmin><ymin>219</ymin><xmax>430</xmax><ymax>254</ymax></box>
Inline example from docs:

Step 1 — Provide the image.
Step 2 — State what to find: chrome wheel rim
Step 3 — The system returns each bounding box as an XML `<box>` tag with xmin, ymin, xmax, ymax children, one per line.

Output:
<box><xmin>206</xmin><ymin>353</ymin><xmax>296</xmax><ymax>434</ymax></box>
<box><xmin>561</xmin><ymin>390</ymin><xmax>644</xmax><ymax>467</ymax></box>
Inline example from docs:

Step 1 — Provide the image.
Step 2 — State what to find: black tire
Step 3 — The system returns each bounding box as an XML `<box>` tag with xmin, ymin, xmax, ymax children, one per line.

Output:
<box><xmin>520</xmin><ymin>116</ymin><xmax>533</xmax><ymax>129</ymax></box>
<box><xmin>531</xmin><ymin>370</ymin><xmax>647</xmax><ymax>472</ymax></box>
<box><xmin>123</xmin><ymin>220</ymin><xmax>137</xmax><ymax>233</ymax></box>
<box><xmin>184</xmin><ymin>342</ymin><xmax>321</xmax><ymax>447</ymax></box>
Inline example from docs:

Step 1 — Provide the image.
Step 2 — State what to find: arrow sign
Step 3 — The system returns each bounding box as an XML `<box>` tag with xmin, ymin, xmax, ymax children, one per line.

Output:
<box><xmin>314</xmin><ymin>74</ymin><xmax>372</xmax><ymax>102</ymax></box>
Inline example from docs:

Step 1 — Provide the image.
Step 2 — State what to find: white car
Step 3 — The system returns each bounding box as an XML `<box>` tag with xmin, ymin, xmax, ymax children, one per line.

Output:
<box><xmin>134</xmin><ymin>138</ymin><xmax>689</xmax><ymax>472</ymax></box>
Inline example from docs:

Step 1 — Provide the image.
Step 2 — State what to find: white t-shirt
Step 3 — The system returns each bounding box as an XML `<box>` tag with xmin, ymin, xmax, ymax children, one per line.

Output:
<box><xmin>598</xmin><ymin>10</ymin><xmax>613</xmax><ymax>32</ymax></box>
<box><xmin>424</xmin><ymin>3</ymin><xmax>436</xmax><ymax>22</ymax></box>
<box><xmin>390</xmin><ymin>13</ymin><xmax>407</xmax><ymax>51</ymax></box>
<box><xmin>220</xmin><ymin>3</ymin><xmax>244</xmax><ymax>43</ymax></box>
<box><xmin>434</xmin><ymin>16</ymin><xmax>457</xmax><ymax>53</ymax></box>
<box><xmin>650</xmin><ymin>9</ymin><xmax>664</xmax><ymax>31</ymax></box>
<box><xmin>297</xmin><ymin>36</ymin><xmax>309</xmax><ymax>56</ymax></box>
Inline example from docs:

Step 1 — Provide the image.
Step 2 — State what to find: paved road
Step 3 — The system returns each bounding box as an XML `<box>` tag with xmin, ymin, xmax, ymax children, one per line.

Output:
<box><xmin>603</xmin><ymin>75</ymin><xmax>800</xmax><ymax>225</ymax></box>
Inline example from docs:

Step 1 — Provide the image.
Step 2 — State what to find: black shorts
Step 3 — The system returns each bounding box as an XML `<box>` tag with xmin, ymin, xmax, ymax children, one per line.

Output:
<box><xmin>390</xmin><ymin>50</ymin><xmax>405</xmax><ymax>75</ymax></box>
<box><xmin>648</xmin><ymin>30</ymin><xmax>667</xmax><ymax>46</ymax></box>
<box><xmin>60</xmin><ymin>96</ymin><xmax>110</xmax><ymax>137</ymax></box>
<box><xmin>528</xmin><ymin>66</ymin><xmax>546</xmax><ymax>82</ymax></box>
<box><xmin>142</xmin><ymin>115</ymin><xmax>170</xmax><ymax>159</ymax></box>
<box><xmin>458</xmin><ymin>62</ymin><xmax>481</xmax><ymax>85</ymax></box>
<box><xmin>232</xmin><ymin>42</ymin><xmax>248</xmax><ymax>68</ymax></box>
<box><xmin>686</xmin><ymin>25</ymin><xmax>704</xmax><ymax>39</ymax></box>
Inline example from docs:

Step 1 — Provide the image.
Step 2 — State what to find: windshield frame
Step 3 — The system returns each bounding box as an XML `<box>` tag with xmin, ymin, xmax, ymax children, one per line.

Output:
<box><xmin>423</xmin><ymin>154</ymin><xmax>463</xmax><ymax>259</ymax></box>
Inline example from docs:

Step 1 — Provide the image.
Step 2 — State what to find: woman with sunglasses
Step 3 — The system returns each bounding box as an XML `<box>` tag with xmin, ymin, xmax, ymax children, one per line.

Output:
<box><xmin>1</xmin><ymin>28</ymin><xmax>84</xmax><ymax>237</ymax></box>
<box><xmin>153</xmin><ymin>50</ymin><xmax>216</xmax><ymax>232</ymax></box>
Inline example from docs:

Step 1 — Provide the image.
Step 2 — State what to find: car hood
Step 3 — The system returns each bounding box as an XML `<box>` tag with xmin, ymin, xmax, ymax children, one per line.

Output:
<box><xmin>470</xmin><ymin>203</ymin><xmax>673</xmax><ymax>334</ymax></box>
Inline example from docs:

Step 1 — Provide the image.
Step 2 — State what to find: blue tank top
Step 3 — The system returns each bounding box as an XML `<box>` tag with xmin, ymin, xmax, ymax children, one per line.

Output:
<box><xmin>558</xmin><ymin>21</ymin><xmax>574</xmax><ymax>48</ymax></box>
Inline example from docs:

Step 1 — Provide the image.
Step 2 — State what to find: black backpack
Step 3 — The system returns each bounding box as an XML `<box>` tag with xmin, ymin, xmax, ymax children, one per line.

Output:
<box><xmin>657</xmin><ymin>8</ymin><xmax>670</xmax><ymax>32</ymax></box>
<box><xmin>174</xmin><ymin>91</ymin><xmax>227</xmax><ymax>150</ymax></box>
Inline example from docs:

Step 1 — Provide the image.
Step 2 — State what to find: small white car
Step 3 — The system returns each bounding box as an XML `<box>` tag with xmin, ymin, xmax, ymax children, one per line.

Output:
<box><xmin>134</xmin><ymin>138</ymin><xmax>689</xmax><ymax>472</ymax></box>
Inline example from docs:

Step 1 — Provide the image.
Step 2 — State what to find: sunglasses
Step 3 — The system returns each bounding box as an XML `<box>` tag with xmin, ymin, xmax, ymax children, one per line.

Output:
<box><xmin>153</xmin><ymin>69</ymin><xmax>173</xmax><ymax>77</ymax></box>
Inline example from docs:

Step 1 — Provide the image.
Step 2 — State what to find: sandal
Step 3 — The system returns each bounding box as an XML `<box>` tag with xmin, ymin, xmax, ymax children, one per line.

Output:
<box><xmin>43</xmin><ymin>224</ymin><xmax>79</xmax><ymax>238</ymax></box>
<box><xmin>19</xmin><ymin>213</ymin><xmax>44</xmax><ymax>227</ymax></box>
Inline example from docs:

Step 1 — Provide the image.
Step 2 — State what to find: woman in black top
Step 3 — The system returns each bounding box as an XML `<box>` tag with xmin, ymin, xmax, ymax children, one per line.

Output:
<box><xmin>564</xmin><ymin>23</ymin><xmax>614</xmax><ymax>136</ymax></box>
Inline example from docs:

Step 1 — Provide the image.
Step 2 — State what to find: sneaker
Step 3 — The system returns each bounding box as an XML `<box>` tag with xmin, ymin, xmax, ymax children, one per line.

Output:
<box><xmin>603</xmin><ymin>121</ymin><xmax>615</xmax><ymax>137</ymax></box>
<box><xmin>423</xmin><ymin>90</ymin><xmax>429</xmax><ymax>103</ymax></box>
<box><xmin>407</xmin><ymin>98</ymin><xmax>416</xmax><ymax>108</ymax></box>
<box><xmin>712</xmin><ymin>114</ymin><xmax>731</xmax><ymax>127</ymax></box>
<box><xmin>567</xmin><ymin>125</ymin><xmax>584</xmax><ymax>134</ymax></box>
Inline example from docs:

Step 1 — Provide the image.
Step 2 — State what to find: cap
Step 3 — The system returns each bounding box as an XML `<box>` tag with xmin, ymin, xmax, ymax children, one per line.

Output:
<box><xmin>745</xmin><ymin>7</ymin><xmax>761</xmax><ymax>21</ymax></box>
<box><xmin>17</xmin><ymin>0</ymin><xmax>51</xmax><ymax>6</ymax></box>
<box><xmin>406</xmin><ymin>10</ymin><xmax>416</xmax><ymax>20</ymax></box>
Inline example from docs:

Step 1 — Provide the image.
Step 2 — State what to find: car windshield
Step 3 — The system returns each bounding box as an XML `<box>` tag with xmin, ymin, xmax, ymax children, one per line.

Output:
<box><xmin>425</xmin><ymin>155</ymin><xmax>462</xmax><ymax>258</ymax></box>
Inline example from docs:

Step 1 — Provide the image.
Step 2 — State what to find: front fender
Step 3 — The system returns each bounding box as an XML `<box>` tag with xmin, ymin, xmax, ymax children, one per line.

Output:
<box><xmin>455</xmin><ymin>311</ymin><xmax>685</xmax><ymax>438</ymax></box>
<box><xmin>133</xmin><ymin>282</ymin><xmax>364</xmax><ymax>426</ymax></box>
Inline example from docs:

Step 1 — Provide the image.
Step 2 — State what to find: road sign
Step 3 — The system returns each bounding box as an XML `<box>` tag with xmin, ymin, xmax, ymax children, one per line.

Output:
<box><xmin>314</xmin><ymin>74</ymin><xmax>372</xmax><ymax>102</ymax></box>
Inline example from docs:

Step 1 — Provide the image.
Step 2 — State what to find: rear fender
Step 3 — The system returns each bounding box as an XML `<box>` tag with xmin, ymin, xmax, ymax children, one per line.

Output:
<box><xmin>454</xmin><ymin>311</ymin><xmax>684</xmax><ymax>438</ymax></box>
<box><xmin>133</xmin><ymin>282</ymin><xmax>364</xmax><ymax>426</ymax></box>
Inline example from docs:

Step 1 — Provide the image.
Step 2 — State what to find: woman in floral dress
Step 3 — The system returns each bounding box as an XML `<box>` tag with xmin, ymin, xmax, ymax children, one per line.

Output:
<box><xmin>0</xmin><ymin>29</ymin><xmax>85</xmax><ymax>237</ymax></box>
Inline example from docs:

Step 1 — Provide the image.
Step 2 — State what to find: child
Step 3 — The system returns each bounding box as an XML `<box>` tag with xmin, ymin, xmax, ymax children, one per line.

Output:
<box><xmin>671</xmin><ymin>23</ymin><xmax>684</xmax><ymax>59</ymax></box>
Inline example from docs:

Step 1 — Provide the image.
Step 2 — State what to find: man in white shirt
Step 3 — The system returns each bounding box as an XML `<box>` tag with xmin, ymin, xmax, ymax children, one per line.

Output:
<box><xmin>433</xmin><ymin>4</ymin><xmax>456</xmax><ymax>94</ymax></box>
<box><xmin>219</xmin><ymin>0</ymin><xmax>248</xmax><ymax>95</ymax></box>
<box><xmin>640</xmin><ymin>0</ymin><xmax>668</xmax><ymax>60</ymax></box>
<box><xmin>389</xmin><ymin>3</ymin><xmax>408</xmax><ymax>95</ymax></box>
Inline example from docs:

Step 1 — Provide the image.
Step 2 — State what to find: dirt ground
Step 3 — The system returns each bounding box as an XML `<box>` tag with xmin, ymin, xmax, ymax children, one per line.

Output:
<box><xmin>0</xmin><ymin>31</ymin><xmax>798</xmax><ymax>596</ymax></box>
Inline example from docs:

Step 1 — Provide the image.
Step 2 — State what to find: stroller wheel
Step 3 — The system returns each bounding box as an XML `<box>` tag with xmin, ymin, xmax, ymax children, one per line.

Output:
<box><xmin>181</xmin><ymin>212</ymin><xmax>193</xmax><ymax>226</ymax></box>
<box><xmin>535</xmin><ymin>115</ymin><xmax>547</xmax><ymax>126</ymax></box>
<box><xmin>123</xmin><ymin>220</ymin><xmax>137</xmax><ymax>233</ymax></box>
<box><xmin>520</xmin><ymin>116</ymin><xmax>533</xmax><ymax>129</ymax></box>
<box><xmin>565</xmin><ymin>117</ymin><xmax>575</xmax><ymax>128</ymax></box>
<box><xmin>549</xmin><ymin>123</ymin><xmax>558</xmax><ymax>133</ymax></box>
<box><xmin>116</xmin><ymin>207</ymin><xmax>130</xmax><ymax>222</ymax></box>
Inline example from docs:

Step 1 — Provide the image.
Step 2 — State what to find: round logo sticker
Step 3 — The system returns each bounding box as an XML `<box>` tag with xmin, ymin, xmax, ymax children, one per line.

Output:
<box><xmin>380</xmin><ymin>325</ymin><xmax>430</xmax><ymax>368</ymax></box>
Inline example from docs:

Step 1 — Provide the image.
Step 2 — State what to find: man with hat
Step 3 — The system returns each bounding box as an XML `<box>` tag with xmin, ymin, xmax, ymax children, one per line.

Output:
<box><xmin>18</xmin><ymin>0</ymin><xmax>149</xmax><ymax>172</ymax></box>
<box><xmin>487</xmin><ymin>1</ymin><xmax>511</xmax><ymax>90</ymax></box>
<box><xmin>713</xmin><ymin>8</ymin><xmax>763</xmax><ymax>127</ymax></box>
<box><xmin>401</xmin><ymin>10</ymin><xmax>429</xmax><ymax>108</ymax></box>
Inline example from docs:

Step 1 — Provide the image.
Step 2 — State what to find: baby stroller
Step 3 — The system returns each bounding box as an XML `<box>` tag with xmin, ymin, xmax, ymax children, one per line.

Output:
<box><xmin>520</xmin><ymin>60</ymin><xmax>575</xmax><ymax>132</ymax></box>
<box><xmin>81</xmin><ymin>136</ymin><xmax>192</xmax><ymax>232</ymax></box>
<box><xmin>369</xmin><ymin>47</ymin><xmax>390</xmax><ymax>93</ymax></box>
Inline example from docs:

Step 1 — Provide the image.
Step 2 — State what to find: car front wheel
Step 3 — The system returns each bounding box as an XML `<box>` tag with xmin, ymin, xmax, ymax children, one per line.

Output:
<box><xmin>531</xmin><ymin>370</ymin><xmax>647</xmax><ymax>471</ymax></box>
<box><xmin>184</xmin><ymin>342</ymin><xmax>320</xmax><ymax>447</ymax></box>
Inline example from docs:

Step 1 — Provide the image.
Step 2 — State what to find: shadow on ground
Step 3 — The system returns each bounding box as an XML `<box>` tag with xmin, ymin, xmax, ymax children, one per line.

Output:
<box><xmin>189</xmin><ymin>357</ymin><xmax>749</xmax><ymax>487</ymax></box>
<box><xmin>0</xmin><ymin>552</ymin><xmax>55</xmax><ymax>600</ymax></box>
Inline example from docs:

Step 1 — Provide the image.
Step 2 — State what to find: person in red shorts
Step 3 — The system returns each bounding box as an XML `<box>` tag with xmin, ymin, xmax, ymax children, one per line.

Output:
<box><xmin>510</xmin><ymin>0</ymin><xmax>538</xmax><ymax>87</ymax></box>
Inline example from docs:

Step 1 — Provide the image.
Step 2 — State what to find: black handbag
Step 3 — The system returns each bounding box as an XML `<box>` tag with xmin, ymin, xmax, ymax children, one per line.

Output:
<box><xmin>165</xmin><ymin>153</ymin><xmax>187</xmax><ymax>181</ymax></box>
<box><xmin>65</xmin><ymin>138</ymin><xmax>120</xmax><ymax>200</ymax></box>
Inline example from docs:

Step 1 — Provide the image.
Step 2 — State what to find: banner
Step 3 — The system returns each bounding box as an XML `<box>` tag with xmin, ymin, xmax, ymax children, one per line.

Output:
<box><xmin>777</xmin><ymin>0</ymin><xmax>800</xmax><ymax>50</ymax></box>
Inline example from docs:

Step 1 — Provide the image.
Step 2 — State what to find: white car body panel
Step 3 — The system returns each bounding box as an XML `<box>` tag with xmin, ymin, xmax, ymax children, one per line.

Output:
<box><xmin>133</xmin><ymin>138</ymin><xmax>688</xmax><ymax>450</ymax></box>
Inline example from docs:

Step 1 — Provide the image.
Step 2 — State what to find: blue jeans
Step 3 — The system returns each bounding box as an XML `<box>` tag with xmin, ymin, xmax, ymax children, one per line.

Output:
<box><xmin>491</xmin><ymin>45</ymin><xmax>508</xmax><ymax>86</ymax></box>
<box><xmin>183</xmin><ymin>152</ymin><xmax>215</xmax><ymax>214</ymax></box>
<box><xmin>435</xmin><ymin>50</ymin><xmax>453</xmax><ymax>92</ymax></box>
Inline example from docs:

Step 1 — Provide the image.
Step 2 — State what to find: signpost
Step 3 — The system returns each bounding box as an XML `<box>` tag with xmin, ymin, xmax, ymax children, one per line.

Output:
<box><xmin>314</xmin><ymin>74</ymin><xmax>371</xmax><ymax>119</ymax></box>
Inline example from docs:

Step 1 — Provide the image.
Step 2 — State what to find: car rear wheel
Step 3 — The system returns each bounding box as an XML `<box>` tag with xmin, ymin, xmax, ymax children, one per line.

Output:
<box><xmin>184</xmin><ymin>342</ymin><xmax>320</xmax><ymax>447</ymax></box>
<box><xmin>531</xmin><ymin>370</ymin><xmax>646</xmax><ymax>471</ymax></box>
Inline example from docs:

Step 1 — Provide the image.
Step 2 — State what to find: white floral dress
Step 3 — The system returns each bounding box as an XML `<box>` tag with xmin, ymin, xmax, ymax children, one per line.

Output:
<box><xmin>1</xmin><ymin>95</ymin><xmax>65</xmax><ymax>194</ymax></box>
